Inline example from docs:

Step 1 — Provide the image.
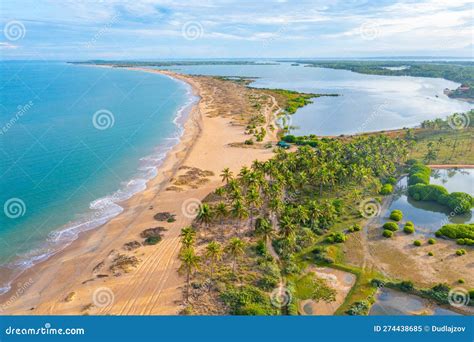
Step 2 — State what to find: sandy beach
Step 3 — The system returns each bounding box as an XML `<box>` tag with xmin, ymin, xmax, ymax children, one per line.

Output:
<box><xmin>0</xmin><ymin>68</ymin><xmax>278</xmax><ymax>315</ymax></box>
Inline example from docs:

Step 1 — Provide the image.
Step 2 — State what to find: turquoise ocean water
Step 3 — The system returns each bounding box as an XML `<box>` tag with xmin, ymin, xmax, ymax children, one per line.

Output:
<box><xmin>0</xmin><ymin>61</ymin><xmax>195</xmax><ymax>293</ymax></box>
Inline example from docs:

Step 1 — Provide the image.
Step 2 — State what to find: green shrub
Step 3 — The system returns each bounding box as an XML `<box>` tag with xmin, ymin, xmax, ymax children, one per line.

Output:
<box><xmin>383</xmin><ymin>230</ymin><xmax>393</xmax><ymax>238</ymax></box>
<box><xmin>408</xmin><ymin>163</ymin><xmax>431</xmax><ymax>185</ymax></box>
<box><xmin>439</xmin><ymin>192</ymin><xmax>474</xmax><ymax>214</ymax></box>
<box><xmin>389</xmin><ymin>210</ymin><xmax>403</xmax><ymax>221</ymax></box>
<box><xmin>469</xmin><ymin>289</ymin><xmax>474</xmax><ymax>301</ymax></box>
<box><xmin>326</xmin><ymin>232</ymin><xmax>347</xmax><ymax>243</ymax></box>
<box><xmin>408</xmin><ymin>184</ymin><xmax>449</xmax><ymax>202</ymax></box>
<box><xmin>407</xmin><ymin>165</ymin><xmax>473</xmax><ymax>214</ymax></box>
<box><xmin>458</xmin><ymin>279</ymin><xmax>465</xmax><ymax>284</ymax></box>
<box><xmin>399</xmin><ymin>281</ymin><xmax>414</xmax><ymax>292</ymax></box>
<box><xmin>348</xmin><ymin>224</ymin><xmax>361</xmax><ymax>232</ymax></box>
<box><xmin>256</xmin><ymin>275</ymin><xmax>279</xmax><ymax>291</ymax></box>
<box><xmin>220</xmin><ymin>285</ymin><xmax>275</xmax><ymax>315</ymax></box>
<box><xmin>383</xmin><ymin>222</ymin><xmax>399</xmax><ymax>231</ymax></box>
<box><xmin>428</xmin><ymin>251</ymin><xmax>434</xmax><ymax>256</ymax></box>
<box><xmin>144</xmin><ymin>236</ymin><xmax>161</xmax><ymax>245</ymax></box>
<box><xmin>428</xmin><ymin>238</ymin><xmax>436</xmax><ymax>245</ymax></box>
<box><xmin>386</xmin><ymin>177</ymin><xmax>397</xmax><ymax>185</ymax></box>
<box><xmin>346</xmin><ymin>301</ymin><xmax>370</xmax><ymax>315</ymax></box>
<box><xmin>437</xmin><ymin>224</ymin><xmax>474</xmax><ymax>240</ymax></box>
<box><xmin>255</xmin><ymin>240</ymin><xmax>267</xmax><ymax>256</ymax></box>
<box><xmin>244</xmin><ymin>139</ymin><xmax>254</xmax><ymax>145</ymax></box>
<box><xmin>455</xmin><ymin>249</ymin><xmax>466</xmax><ymax>256</ymax></box>
<box><xmin>456</xmin><ymin>238</ymin><xmax>474</xmax><ymax>246</ymax></box>
<box><xmin>380</xmin><ymin>184</ymin><xmax>393</xmax><ymax>195</ymax></box>
<box><xmin>413</xmin><ymin>240</ymin><xmax>422</xmax><ymax>246</ymax></box>
<box><xmin>403</xmin><ymin>223</ymin><xmax>415</xmax><ymax>234</ymax></box>
<box><xmin>282</xmin><ymin>135</ymin><xmax>296</xmax><ymax>143</ymax></box>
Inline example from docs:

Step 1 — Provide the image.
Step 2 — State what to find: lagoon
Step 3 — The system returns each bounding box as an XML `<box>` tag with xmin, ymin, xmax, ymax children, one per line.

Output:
<box><xmin>386</xmin><ymin>169</ymin><xmax>473</xmax><ymax>237</ymax></box>
<box><xmin>158</xmin><ymin>62</ymin><xmax>473</xmax><ymax>136</ymax></box>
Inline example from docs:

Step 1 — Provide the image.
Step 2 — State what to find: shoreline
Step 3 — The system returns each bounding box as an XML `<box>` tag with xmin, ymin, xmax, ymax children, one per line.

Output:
<box><xmin>0</xmin><ymin>68</ymin><xmax>204</xmax><ymax>313</ymax></box>
<box><xmin>0</xmin><ymin>66</ymin><xmax>198</xmax><ymax>297</ymax></box>
<box><xmin>0</xmin><ymin>67</ymin><xmax>277</xmax><ymax>315</ymax></box>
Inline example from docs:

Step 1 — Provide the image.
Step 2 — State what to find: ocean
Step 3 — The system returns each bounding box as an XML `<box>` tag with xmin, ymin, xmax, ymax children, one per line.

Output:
<box><xmin>0</xmin><ymin>61</ymin><xmax>195</xmax><ymax>294</ymax></box>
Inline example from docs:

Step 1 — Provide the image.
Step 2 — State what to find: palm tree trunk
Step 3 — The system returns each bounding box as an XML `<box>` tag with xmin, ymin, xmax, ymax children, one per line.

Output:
<box><xmin>186</xmin><ymin>270</ymin><xmax>190</xmax><ymax>301</ymax></box>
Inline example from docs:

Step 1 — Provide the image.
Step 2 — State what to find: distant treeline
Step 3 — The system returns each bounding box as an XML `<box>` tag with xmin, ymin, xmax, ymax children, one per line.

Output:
<box><xmin>289</xmin><ymin>60</ymin><xmax>474</xmax><ymax>99</ymax></box>
<box><xmin>69</xmin><ymin>60</ymin><xmax>277</xmax><ymax>67</ymax></box>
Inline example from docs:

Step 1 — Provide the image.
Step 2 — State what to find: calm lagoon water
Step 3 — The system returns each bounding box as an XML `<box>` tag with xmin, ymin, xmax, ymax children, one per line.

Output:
<box><xmin>386</xmin><ymin>169</ymin><xmax>473</xmax><ymax>237</ymax></box>
<box><xmin>157</xmin><ymin>63</ymin><xmax>473</xmax><ymax>136</ymax></box>
<box><xmin>370</xmin><ymin>288</ymin><xmax>459</xmax><ymax>316</ymax></box>
<box><xmin>0</xmin><ymin>61</ymin><xmax>194</xmax><ymax>293</ymax></box>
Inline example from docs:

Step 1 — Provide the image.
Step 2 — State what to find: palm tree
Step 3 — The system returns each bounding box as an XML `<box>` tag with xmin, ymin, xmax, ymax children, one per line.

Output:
<box><xmin>231</xmin><ymin>199</ymin><xmax>249</xmax><ymax>235</ymax></box>
<box><xmin>246</xmin><ymin>187</ymin><xmax>262</xmax><ymax>227</ymax></box>
<box><xmin>226</xmin><ymin>237</ymin><xmax>245</xmax><ymax>273</ymax></box>
<box><xmin>279</xmin><ymin>215</ymin><xmax>296</xmax><ymax>240</ymax></box>
<box><xmin>180</xmin><ymin>226</ymin><xmax>196</xmax><ymax>249</ymax></box>
<box><xmin>255</xmin><ymin>217</ymin><xmax>274</xmax><ymax>246</ymax></box>
<box><xmin>214</xmin><ymin>202</ymin><xmax>228</xmax><ymax>225</ymax></box>
<box><xmin>205</xmin><ymin>241</ymin><xmax>223</xmax><ymax>280</ymax></box>
<box><xmin>196</xmin><ymin>203</ymin><xmax>213</xmax><ymax>227</ymax></box>
<box><xmin>178</xmin><ymin>247</ymin><xmax>200</xmax><ymax>301</ymax></box>
<box><xmin>220</xmin><ymin>168</ymin><xmax>233</xmax><ymax>185</ymax></box>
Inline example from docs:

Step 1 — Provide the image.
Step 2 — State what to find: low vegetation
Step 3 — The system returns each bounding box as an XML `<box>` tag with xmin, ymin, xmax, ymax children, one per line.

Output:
<box><xmin>407</xmin><ymin>162</ymin><xmax>473</xmax><ymax>214</ymax></box>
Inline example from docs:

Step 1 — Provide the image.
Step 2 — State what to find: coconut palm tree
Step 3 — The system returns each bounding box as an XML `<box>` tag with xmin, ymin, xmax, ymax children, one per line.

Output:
<box><xmin>255</xmin><ymin>217</ymin><xmax>274</xmax><ymax>245</ymax></box>
<box><xmin>178</xmin><ymin>247</ymin><xmax>200</xmax><ymax>301</ymax></box>
<box><xmin>246</xmin><ymin>187</ymin><xmax>262</xmax><ymax>227</ymax></box>
<box><xmin>226</xmin><ymin>237</ymin><xmax>245</xmax><ymax>273</ymax></box>
<box><xmin>220</xmin><ymin>168</ymin><xmax>233</xmax><ymax>185</ymax></box>
<box><xmin>214</xmin><ymin>202</ymin><xmax>228</xmax><ymax>225</ymax></box>
<box><xmin>279</xmin><ymin>215</ymin><xmax>296</xmax><ymax>240</ymax></box>
<box><xmin>205</xmin><ymin>241</ymin><xmax>223</xmax><ymax>280</ymax></box>
<box><xmin>231</xmin><ymin>199</ymin><xmax>249</xmax><ymax>235</ymax></box>
<box><xmin>196</xmin><ymin>203</ymin><xmax>213</xmax><ymax>228</ymax></box>
<box><xmin>180</xmin><ymin>226</ymin><xmax>196</xmax><ymax>249</ymax></box>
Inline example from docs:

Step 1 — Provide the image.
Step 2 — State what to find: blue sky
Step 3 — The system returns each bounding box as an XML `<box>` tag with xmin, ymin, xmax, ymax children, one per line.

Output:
<box><xmin>1</xmin><ymin>0</ymin><xmax>472</xmax><ymax>60</ymax></box>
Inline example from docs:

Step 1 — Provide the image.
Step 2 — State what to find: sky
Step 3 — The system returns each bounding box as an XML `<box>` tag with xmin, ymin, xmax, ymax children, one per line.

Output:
<box><xmin>0</xmin><ymin>0</ymin><xmax>473</xmax><ymax>60</ymax></box>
